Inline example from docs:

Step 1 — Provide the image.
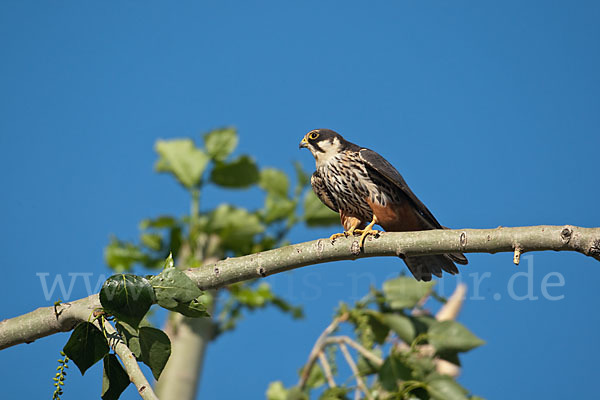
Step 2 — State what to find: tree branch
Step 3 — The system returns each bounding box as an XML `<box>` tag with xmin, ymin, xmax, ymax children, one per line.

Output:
<box><xmin>103</xmin><ymin>319</ymin><xmax>159</xmax><ymax>400</ymax></box>
<box><xmin>1</xmin><ymin>225</ymin><xmax>598</xmax><ymax>350</ymax></box>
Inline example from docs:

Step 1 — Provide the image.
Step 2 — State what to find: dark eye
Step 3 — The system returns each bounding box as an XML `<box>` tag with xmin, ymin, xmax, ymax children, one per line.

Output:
<box><xmin>309</xmin><ymin>132</ymin><xmax>319</xmax><ymax>140</ymax></box>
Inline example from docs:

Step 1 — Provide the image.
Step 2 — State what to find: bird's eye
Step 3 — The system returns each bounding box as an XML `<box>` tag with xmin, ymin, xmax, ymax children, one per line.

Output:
<box><xmin>308</xmin><ymin>132</ymin><xmax>319</xmax><ymax>140</ymax></box>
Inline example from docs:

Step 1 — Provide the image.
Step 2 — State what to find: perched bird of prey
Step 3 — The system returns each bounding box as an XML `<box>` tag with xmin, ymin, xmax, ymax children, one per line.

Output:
<box><xmin>299</xmin><ymin>129</ymin><xmax>467</xmax><ymax>281</ymax></box>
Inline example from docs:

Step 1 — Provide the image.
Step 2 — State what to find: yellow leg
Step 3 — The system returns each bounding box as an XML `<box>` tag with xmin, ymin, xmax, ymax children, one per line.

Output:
<box><xmin>355</xmin><ymin>216</ymin><xmax>379</xmax><ymax>249</ymax></box>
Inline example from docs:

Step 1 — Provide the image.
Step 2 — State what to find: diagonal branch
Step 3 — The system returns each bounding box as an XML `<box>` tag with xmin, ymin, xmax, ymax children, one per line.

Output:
<box><xmin>103</xmin><ymin>319</ymin><xmax>159</xmax><ymax>400</ymax></box>
<box><xmin>1</xmin><ymin>225</ymin><xmax>599</xmax><ymax>350</ymax></box>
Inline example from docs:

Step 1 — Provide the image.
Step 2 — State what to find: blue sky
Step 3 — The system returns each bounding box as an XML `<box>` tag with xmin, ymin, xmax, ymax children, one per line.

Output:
<box><xmin>1</xmin><ymin>1</ymin><xmax>599</xmax><ymax>399</ymax></box>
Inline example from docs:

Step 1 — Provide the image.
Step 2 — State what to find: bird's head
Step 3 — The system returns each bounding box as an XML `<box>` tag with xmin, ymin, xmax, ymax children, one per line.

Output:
<box><xmin>299</xmin><ymin>129</ymin><xmax>349</xmax><ymax>166</ymax></box>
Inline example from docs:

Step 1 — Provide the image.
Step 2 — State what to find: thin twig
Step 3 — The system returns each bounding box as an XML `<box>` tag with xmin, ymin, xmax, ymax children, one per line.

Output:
<box><xmin>434</xmin><ymin>283</ymin><xmax>467</xmax><ymax>377</ymax></box>
<box><xmin>102</xmin><ymin>320</ymin><xmax>159</xmax><ymax>400</ymax></box>
<box><xmin>435</xmin><ymin>283</ymin><xmax>467</xmax><ymax>321</ymax></box>
<box><xmin>298</xmin><ymin>313</ymin><xmax>348</xmax><ymax>389</ymax></box>
<box><xmin>325</xmin><ymin>336</ymin><xmax>383</xmax><ymax>367</ymax></box>
<box><xmin>318</xmin><ymin>351</ymin><xmax>336</xmax><ymax>388</ymax></box>
<box><xmin>339</xmin><ymin>342</ymin><xmax>373</xmax><ymax>400</ymax></box>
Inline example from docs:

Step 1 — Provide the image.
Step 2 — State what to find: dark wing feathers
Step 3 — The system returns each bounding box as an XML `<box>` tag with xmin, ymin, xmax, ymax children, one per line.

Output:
<box><xmin>359</xmin><ymin>148</ymin><xmax>469</xmax><ymax>270</ymax></box>
<box><xmin>311</xmin><ymin>171</ymin><xmax>339</xmax><ymax>213</ymax></box>
<box><xmin>359</xmin><ymin>148</ymin><xmax>443</xmax><ymax>229</ymax></box>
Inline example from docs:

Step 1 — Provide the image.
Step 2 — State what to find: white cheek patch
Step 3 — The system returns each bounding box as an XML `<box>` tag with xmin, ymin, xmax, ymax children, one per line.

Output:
<box><xmin>313</xmin><ymin>138</ymin><xmax>341</xmax><ymax>166</ymax></box>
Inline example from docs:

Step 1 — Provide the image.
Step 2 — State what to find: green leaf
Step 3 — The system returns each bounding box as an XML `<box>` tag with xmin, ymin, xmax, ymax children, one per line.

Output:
<box><xmin>63</xmin><ymin>322</ymin><xmax>110</xmax><ymax>375</ymax></box>
<box><xmin>271</xmin><ymin>297</ymin><xmax>304</xmax><ymax>319</ymax></box>
<box><xmin>286</xmin><ymin>387</ymin><xmax>309</xmax><ymax>400</ymax></box>
<box><xmin>231</xmin><ymin>283</ymin><xmax>273</xmax><ymax>308</ymax></box>
<box><xmin>382</xmin><ymin>313</ymin><xmax>416</xmax><ymax>343</ymax></box>
<box><xmin>266</xmin><ymin>381</ymin><xmax>288</xmax><ymax>400</ymax></box>
<box><xmin>140</xmin><ymin>233</ymin><xmax>162</xmax><ymax>251</ymax></box>
<box><xmin>438</xmin><ymin>350</ymin><xmax>461</xmax><ymax>367</ymax></box>
<box><xmin>304</xmin><ymin>363</ymin><xmax>325</xmax><ymax>389</ymax></box>
<box><xmin>207</xmin><ymin>205</ymin><xmax>265</xmax><ymax>253</ymax></box>
<box><xmin>426</xmin><ymin>375</ymin><xmax>469</xmax><ymax>400</ymax></box>
<box><xmin>303</xmin><ymin>190</ymin><xmax>340</xmax><ymax>227</ymax></box>
<box><xmin>357</xmin><ymin>347</ymin><xmax>383</xmax><ymax>376</ymax></box>
<box><xmin>293</xmin><ymin>161</ymin><xmax>310</xmax><ymax>196</ymax></box>
<box><xmin>204</xmin><ymin>127</ymin><xmax>238</xmax><ymax>161</ymax></box>
<box><xmin>263</xmin><ymin>194</ymin><xmax>296</xmax><ymax>223</ymax></box>
<box><xmin>210</xmin><ymin>156</ymin><xmax>259</xmax><ymax>188</ymax></box>
<box><xmin>139</xmin><ymin>215</ymin><xmax>178</xmax><ymax>230</ymax></box>
<box><xmin>115</xmin><ymin>321</ymin><xmax>141</xmax><ymax>358</ymax></box>
<box><xmin>104</xmin><ymin>238</ymin><xmax>148</xmax><ymax>272</ymax></box>
<box><xmin>259</xmin><ymin>168</ymin><xmax>290</xmax><ymax>197</ymax></box>
<box><xmin>149</xmin><ymin>267</ymin><xmax>202</xmax><ymax>309</ymax></box>
<box><xmin>101</xmin><ymin>354</ymin><xmax>130</xmax><ymax>400</ymax></box>
<box><xmin>364</xmin><ymin>310</ymin><xmax>390</xmax><ymax>344</ymax></box>
<box><xmin>411</xmin><ymin>314</ymin><xmax>438</xmax><ymax>337</ymax></box>
<box><xmin>155</xmin><ymin>139</ymin><xmax>210</xmax><ymax>188</ymax></box>
<box><xmin>378</xmin><ymin>354</ymin><xmax>412</xmax><ymax>392</ymax></box>
<box><xmin>382</xmin><ymin>276</ymin><xmax>435</xmax><ymax>310</ymax></box>
<box><xmin>139</xmin><ymin>327</ymin><xmax>171</xmax><ymax>380</ymax></box>
<box><xmin>428</xmin><ymin>320</ymin><xmax>485</xmax><ymax>353</ymax></box>
<box><xmin>100</xmin><ymin>274</ymin><xmax>156</xmax><ymax>328</ymax></box>
<box><xmin>319</xmin><ymin>387</ymin><xmax>351</xmax><ymax>400</ymax></box>
<box><xmin>170</xmin><ymin>297</ymin><xmax>211</xmax><ymax>318</ymax></box>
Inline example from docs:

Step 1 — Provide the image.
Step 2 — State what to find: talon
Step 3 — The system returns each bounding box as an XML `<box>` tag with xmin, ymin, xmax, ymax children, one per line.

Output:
<box><xmin>357</xmin><ymin>216</ymin><xmax>379</xmax><ymax>249</ymax></box>
<box><xmin>329</xmin><ymin>226</ymin><xmax>358</xmax><ymax>242</ymax></box>
<box><xmin>329</xmin><ymin>232</ymin><xmax>346</xmax><ymax>242</ymax></box>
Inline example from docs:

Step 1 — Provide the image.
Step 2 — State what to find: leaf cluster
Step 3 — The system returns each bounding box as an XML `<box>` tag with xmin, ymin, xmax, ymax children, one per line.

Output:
<box><xmin>103</xmin><ymin>127</ymin><xmax>337</xmax><ymax>337</ymax></box>
<box><xmin>268</xmin><ymin>277</ymin><xmax>485</xmax><ymax>400</ymax></box>
<box><xmin>62</xmin><ymin>254</ymin><xmax>209</xmax><ymax>399</ymax></box>
<box><xmin>60</xmin><ymin>127</ymin><xmax>341</xmax><ymax>399</ymax></box>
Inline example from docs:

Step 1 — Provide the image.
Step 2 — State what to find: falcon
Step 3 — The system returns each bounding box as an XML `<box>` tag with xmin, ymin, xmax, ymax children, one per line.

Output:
<box><xmin>299</xmin><ymin>128</ymin><xmax>467</xmax><ymax>281</ymax></box>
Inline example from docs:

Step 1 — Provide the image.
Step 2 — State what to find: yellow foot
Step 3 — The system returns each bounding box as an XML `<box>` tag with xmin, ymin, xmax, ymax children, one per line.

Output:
<box><xmin>354</xmin><ymin>216</ymin><xmax>380</xmax><ymax>249</ymax></box>
<box><xmin>355</xmin><ymin>229</ymin><xmax>380</xmax><ymax>248</ymax></box>
<box><xmin>329</xmin><ymin>227</ymin><xmax>358</xmax><ymax>242</ymax></box>
<box><xmin>329</xmin><ymin>232</ymin><xmax>347</xmax><ymax>242</ymax></box>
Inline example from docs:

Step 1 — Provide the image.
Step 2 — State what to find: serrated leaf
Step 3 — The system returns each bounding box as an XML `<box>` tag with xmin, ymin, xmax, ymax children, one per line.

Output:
<box><xmin>149</xmin><ymin>267</ymin><xmax>202</xmax><ymax>309</ymax></box>
<box><xmin>100</xmin><ymin>274</ymin><xmax>156</xmax><ymax>328</ymax></box>
<box><xmin>63</xmin><ymin>322</ymin><xmax>109</xmax><ymax>375</ymax></box>
<box><xmin>383</xmin><ymin>276</ymin><xmax>435</xmax><ymax>310</ymax></box>
<box><xmin>259</xmin><ymin>168</ymin><xmax>289</xmax><ymax>197</ymax></box>
<box><xmin>210</xmin><ymin>155</ymin><xmax>259</xmax><ymax>188</ymax></box>
<box><xmin>139</xmin><ymin>327</ymin><xmax>171</xmax><ymax>380</ymax></box>
<box><xmin>382</xmin><ymin>313</ymin><xmax>416</xmax><ymax>343</ymax></box>
<box><xmin>155</xmin><ymin>139</ymin><xmax>210</xmax><ymax>188</ymax></box>
<box><xmin>428</xmin><ymin>320</ymin><xmax>485</xmax><ymax>353</ymax></box>
<box><xmin>426</xmin><ymin>375</ymin><xmax>469</xmax><ymax>400</ymax></box>
<box><xmin>115</xmin><ymin>321</ymin><xmax>141</xmax><ymax>358</ymax></box>
<box><xmin>101</xmin><ymin>354</ymin><xmax>130</xmax><ymax>400</ymax></box>
<box><xmin>303</xmin><ymin>190</ymin><xmax>340</xmax><ymax>227</ymax></box>
<box><xmin>378</xmin><ymin>354</ymin><xmax>412</xmax><ymax>392</ymax></box>
<box><xmin>204</xmin><ymin>127</ymin><xmax>238</xmax><ymax>161</ymax></box>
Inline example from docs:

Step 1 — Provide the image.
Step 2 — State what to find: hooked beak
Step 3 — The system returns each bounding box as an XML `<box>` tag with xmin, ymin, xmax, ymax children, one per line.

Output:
<box><xmin>299</xmin><ymin>136</ymin><xmax>308</xmax><ymax>149</ymax></box>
